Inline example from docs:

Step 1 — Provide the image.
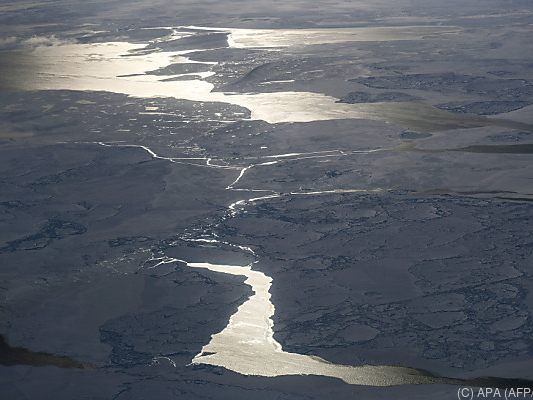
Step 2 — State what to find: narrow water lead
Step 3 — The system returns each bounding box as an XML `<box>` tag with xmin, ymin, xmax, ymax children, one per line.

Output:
<box><xmin>188</xmin><ymin>262</ymin><xmax>440</xmax><ymax>386</ymax></box>
<box><xmin>187</xmin><ymin>262</ymin><xmax>531</xmax><ymax>387</ymax></box>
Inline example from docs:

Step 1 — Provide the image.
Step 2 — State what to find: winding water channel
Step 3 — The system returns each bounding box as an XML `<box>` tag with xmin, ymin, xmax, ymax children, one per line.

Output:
<box><xmin>4</xmin><ymin>25</ymin><xmax>533</xmax><ymax>387</ymax></box>
<box><xmin>124</xmin><ymin>142</ymin><xmax>531</xmax><ymax>388</ymax></box>
<box><xmin>2</xmin><ymin>26</ymin><xmax>532</xmax><ymax>131</ymax></box>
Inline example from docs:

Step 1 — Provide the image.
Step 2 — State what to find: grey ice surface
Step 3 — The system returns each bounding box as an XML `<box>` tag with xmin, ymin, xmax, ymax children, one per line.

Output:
<box><xmin>338</xmin><ymin>91</ymin><xmax>421</xmax><ymax>104</ymax></box>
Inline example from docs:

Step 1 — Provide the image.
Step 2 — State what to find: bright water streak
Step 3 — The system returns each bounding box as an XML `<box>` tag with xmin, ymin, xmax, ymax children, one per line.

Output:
<box><xmin>1</xmin><ymin>36</ymin><xmax>529</xmax><ymax>131</ymax></box>
<box><xmin>188</xmin><ymin>262</ymin><xmax>450</xmax><ymax>386</ymax></box>
<box><xmin>186</xmin><ymin>25</ymin><xmax>460</xmax><ymax>48</ymax></box>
